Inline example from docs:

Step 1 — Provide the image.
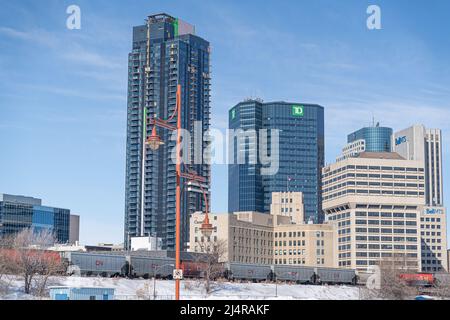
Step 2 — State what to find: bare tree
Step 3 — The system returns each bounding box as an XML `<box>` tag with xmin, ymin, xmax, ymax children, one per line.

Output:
<box><xmin>194</xmin><ymin>239</ymin><xmax>227</xmax><ymax>294</ymax></box>
<box><xmin>375</xmin><ymin>253</ymin><xmax>418</xmax><ymax>300</ymax></box>
<box><xmin>430</xmin><ymin>273</ymin><xmax>450</xmax><ymax>299</ymax></box>
<box><xmin>1</xmin><ymin>228</ymin><xmax>64</xmax><ymax>295</ymax></box>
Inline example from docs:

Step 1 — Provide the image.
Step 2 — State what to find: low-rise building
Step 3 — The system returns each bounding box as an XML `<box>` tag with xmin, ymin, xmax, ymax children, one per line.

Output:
<box><xmin>273</xmin><ymin>223</ymin><xmax>336</xmax><ymax>267</ymax></box>
<box><xmin>130</xmin><ymin>236</ymin><xmax>162</xmax><ymax>252</ymax></box>
<box><xmin>49</xmin><ymin>287</ymin><xmax>115</xmax><ymax>300</ymax></box>
<box><xmin>0</xmin><ymin>193</ymin><xmax>70</xmax><ymax>243</ymax></box>
<box><xmin>190</xmin><ymin>192</ymin><xmax>337</xmax><ymax>268</ymax></box>
<box><xmin>190</xmin><ymin>211</ymin><xmax>274</xmax><ymax>265</ymax></box>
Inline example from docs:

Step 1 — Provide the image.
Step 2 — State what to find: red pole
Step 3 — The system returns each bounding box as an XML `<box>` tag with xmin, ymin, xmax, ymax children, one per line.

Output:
<box><xmin>175</xmin><ymin>84</ymin><xmax>181</xmax><ymax>301</ymax></box>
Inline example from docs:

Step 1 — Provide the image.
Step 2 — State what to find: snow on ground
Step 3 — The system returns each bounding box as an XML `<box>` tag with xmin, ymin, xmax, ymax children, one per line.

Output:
<box><xmin>1</xmin><ymin>275</ymin><xmax>361</xmax><ymax>300</ymax></box>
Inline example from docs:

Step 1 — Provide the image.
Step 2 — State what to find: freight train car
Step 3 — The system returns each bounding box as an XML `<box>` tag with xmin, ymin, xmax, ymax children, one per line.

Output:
<box><xmin>273</xmin><ymin>265</ymin><xmax>315</xmax><ymax>284</ymax></box>
<box><xmin>129</xmin><ymin>256</ymin><xmax>174</xmax><ymax>279</ymax></box>
<box><xmin>65</xmin><ymin>252</ymin><xmax>128</xmax><ymax>277</ymax></box>
<box><xmin>399</xmin><ymin>273</ymin><xmax>434</xmax><ymax>287</ymax></box>
<box><xmin>225</xmin><ymin>263</ymin><xmax>272</xmax><ymax>282</ymax></box>
<box><xmin>315</xmin><ymin>267</ymin><xmax>357</xmax><ymax>285</ymax></box>
<box><xmin>180</xmin><ymin>260</ymin><xmax>210</xmax><ymax>278</ymax></box>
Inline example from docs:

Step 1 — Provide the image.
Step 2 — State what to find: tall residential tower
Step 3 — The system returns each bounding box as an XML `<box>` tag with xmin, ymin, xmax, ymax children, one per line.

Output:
<box><xmin>124</xmin><ymin>14</ymin><xmax>211</xmax><ymax>250</ymax></box>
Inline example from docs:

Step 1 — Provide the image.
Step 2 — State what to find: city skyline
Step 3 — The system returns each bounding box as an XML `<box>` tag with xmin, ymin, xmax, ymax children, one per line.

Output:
<box><xmin>1</xmin><ymin>0</ymin><xmax>449</xmax><ymax>245</ymax></box>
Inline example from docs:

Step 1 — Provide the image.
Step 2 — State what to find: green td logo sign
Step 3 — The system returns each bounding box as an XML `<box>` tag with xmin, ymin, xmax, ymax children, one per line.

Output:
<box><xmin>231</xmin><ymin>108</ymin><xmax>236</xmax><ymax>120</ymax></box>
<box><xmin>292</xmin><ymin>105</ymin><xmax>304</xmax><ymax>117</ymax></box>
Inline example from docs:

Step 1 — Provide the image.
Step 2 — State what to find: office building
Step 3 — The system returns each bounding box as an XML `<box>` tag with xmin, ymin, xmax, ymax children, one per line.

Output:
<box><xmin>420</xmin><ymin>207</ymin><xmax>447</xmax><ymax>272</ymax></box>
<box><xmin>0</xmin><ymin>194</ymin><xmax>70</xmax><ymax>243</ymax></box>
<box><xmin>228</xmin><ymin>100</ymin><xmax>324</xmax><ymax>222</ymax></box>
<box><xmin>347</xmin><ymin>124</ymin><xmax>392</xmax><ymax>153</ymax></box>
<box><xmin>190</xmin><ymin>211</ymin><xmax>274</xmax><ymax>264</ymax></box>
<box><xmin>273</xmin><ymin>223</ymin><xmax>336</xmax><ymax>267</ymax></box>
<box><xmin>69</xmin><ymin>214</ymin><xmax>80</xmax><ymax>244</ymax></box>
<box><xmin>336</xmin><ymin>139</ymin><xmax>366</xmax><ymax>162</ymax></box>
<box><xmin>270</xmin><ymin>192</ymin><xmax>305</xmax><ymax>225</ymax></box>
<box><xmin>124</xmin><ymin>14</ymin><xmax>211</xmax><ymax>250</ymax></box>
<box><xmin>393</xmin><ymin>125</ymin><xmax>443</xmax><ymax>206</ymax></box>
<box><xmin>322</xmin><ymin>152</ymin><xmax>425</xmax><ymax>272</ymax></box>
<box><xmin>190</xmin><ymin>192</ymin><xmax>337</xmax><ymax>267</ymax></box>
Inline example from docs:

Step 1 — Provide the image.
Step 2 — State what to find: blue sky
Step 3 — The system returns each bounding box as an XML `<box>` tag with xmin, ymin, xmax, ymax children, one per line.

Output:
<box><xmin>0</xmin><ymin>0</ymin><xmax>449</xmax><ymax>245</ymax></box>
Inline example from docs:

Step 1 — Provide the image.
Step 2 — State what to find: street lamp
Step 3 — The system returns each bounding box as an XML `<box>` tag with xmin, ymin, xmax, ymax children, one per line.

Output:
<box><xmin>146</xmin><ymin>126</ymin><xmax>164</xmax><ymax>151</ymax></box>
<box><xmin>199</xmin><ymin>189</ymin><xmax>214</xmax><ymax>238</ymax></box>
<box><xmin>146</xmin><ymin>84</ymin><xmax>209</xmax><ymax>301</ymax></box>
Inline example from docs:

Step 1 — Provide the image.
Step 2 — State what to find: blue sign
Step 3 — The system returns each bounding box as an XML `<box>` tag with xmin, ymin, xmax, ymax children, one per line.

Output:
<box><xmin>424</xmin><ymin>208</ymin><xmax>444</xmax><ymax>215</ymax></box>
<box><xmin>395</xmin><ymin>136</ymin><xmax>407</xmax><ymax>146</ymax></box>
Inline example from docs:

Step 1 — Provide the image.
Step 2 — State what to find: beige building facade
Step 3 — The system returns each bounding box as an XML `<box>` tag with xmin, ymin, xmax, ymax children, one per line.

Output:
<box><xmin>273</xmin><ymin>223</ymin><xmax>336</xmax><ymax>267</ymax></box>
<box><xmin>323</xmin><ymin>152</ymin><xmax>434</xmax><ymax>272</ymax></box>
<box><xmin>323</xmin><ymin>153</ymin><xmax>425</xmax><ymax>272</ymax></box>
<box><xmin>190</xmin><ymin>192</ymin><xmax>337</xmax><ymax>268</ymax></box>
<box><xmin>190</xmin><ymin>211</ymin><xmax>274</xmax><ymax>264</ymax></box>
<box><xmin>420</xmin><ymin>206</ymin><xmax>448</xmax><ymax>272</ymax></box>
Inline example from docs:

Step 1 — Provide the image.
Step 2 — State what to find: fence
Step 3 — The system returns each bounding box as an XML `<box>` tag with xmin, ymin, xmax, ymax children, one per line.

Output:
<box><xmin>114</xmin><ymin>294</ymin><xmax>305</xmax><ymax>300</ymax></box>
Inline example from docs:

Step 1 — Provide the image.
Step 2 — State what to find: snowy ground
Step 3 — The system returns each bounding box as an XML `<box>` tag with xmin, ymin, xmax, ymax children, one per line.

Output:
<box><xmin>0</xmin><ymin>275</ymin><xmax>362</xmax><ymax>300</ymax></box>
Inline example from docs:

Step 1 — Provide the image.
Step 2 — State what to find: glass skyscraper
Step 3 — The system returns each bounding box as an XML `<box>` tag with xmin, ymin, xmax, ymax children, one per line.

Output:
<box><xmin>124</xmin><ymin>14</ymin><xmax>211</xmax><ymax>250</ymax></box>
<box><xmin>228</xmin><ymin>100</ymin><xmax>325</xmax><ymax>223</ymax></box>
<box><xmin>0</xmin><ymin>194</ymin><xmax>70</xmax><ymax>243</ymax></box>
<box><xmin>347</xmin><ymin>125</ymin><xmax>393</xmax><ymax>152</ymax></box>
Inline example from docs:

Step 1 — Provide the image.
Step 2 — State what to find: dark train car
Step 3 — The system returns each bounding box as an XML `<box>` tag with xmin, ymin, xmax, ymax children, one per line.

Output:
<box><xmin>130</xmin><ymin>256</ymin><xmax>174</xmax><ymax>279</ymax></box>
<box><xmin>180</xmin><ymin>260</ymin><xmax>208</xmax><ymax>278</ymax></box>
<box><xmin>273</xmin><ymin>265</ymin><xmax>315</xmax><ymax>284</ymax></box>
<box><xmin>225</xmin><ymin>263</ymin><xmax>272</xmax><ymax>282</ymax></box>
<box><xmin>315</xmin><ymin>267</ymin><xmax>357</xmax><ymax>285</ymax></box>
<box><xmin>65</xmin><ymin>252</ymin><xmax>128</xmax><ymax>277</ymax></box>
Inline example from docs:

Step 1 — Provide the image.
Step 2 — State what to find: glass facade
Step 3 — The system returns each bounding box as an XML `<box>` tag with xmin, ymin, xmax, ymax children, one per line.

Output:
<box><xmin>229</xmin><ymin>101</ymin><xmax>325</xmax><ymax>223</ymax></box>
<box><xmin>347</xmin><ymin>126</ymin><xmax>393</xmax><ymax>153</ymax></box>
<box><xmin>0</xmin><ymin>197</ymin><xmax>70</xmax><ymax>243</ymax></box>
<box><xmin>124</xmin><ymin>14</ymin><xmax>211</xmax><ymax>250</ymax></box>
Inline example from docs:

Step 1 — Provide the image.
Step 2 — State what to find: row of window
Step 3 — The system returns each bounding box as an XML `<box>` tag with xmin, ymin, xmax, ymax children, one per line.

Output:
<box><xmin>324</xmin><ymin>189</ymin><xmax>425</xmax><ymax>201</ymax></box>
<box><xmin>354</xmin><ymin>228</ymin><xmax>417</xmax><ymax>234</ymax></box>
<box><xmin>324</xmin><ymin>173</ymin><xmax>424</xmax><ymax>187</ymax></box>
<box><xmin>323</xmin><ymin>165</ymin><xmax>424</xmax><ymax>178</ymax></box>
<box><xmin>274</xmin><ymin>231</ymin><xmax>325</xmax><ymax>238</ymax></box>
<box><xmin>324</xmin><ymin>181</ymin><xmax>424</xmax><ymax>193</ymax></box>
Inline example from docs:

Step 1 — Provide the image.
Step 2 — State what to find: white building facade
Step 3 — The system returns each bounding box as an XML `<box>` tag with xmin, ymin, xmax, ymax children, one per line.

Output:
<box><xmin>393</xmin><ymin>125</ymin><xmax>443</xmax><ymax>206</ymax></box>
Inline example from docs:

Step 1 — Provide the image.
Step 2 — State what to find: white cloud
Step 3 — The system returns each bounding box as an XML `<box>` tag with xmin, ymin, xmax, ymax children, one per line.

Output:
<box><xmin>0</xmin><ymin>26</ymin><xmax>58</xmax><ymax>47</ymax></box>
